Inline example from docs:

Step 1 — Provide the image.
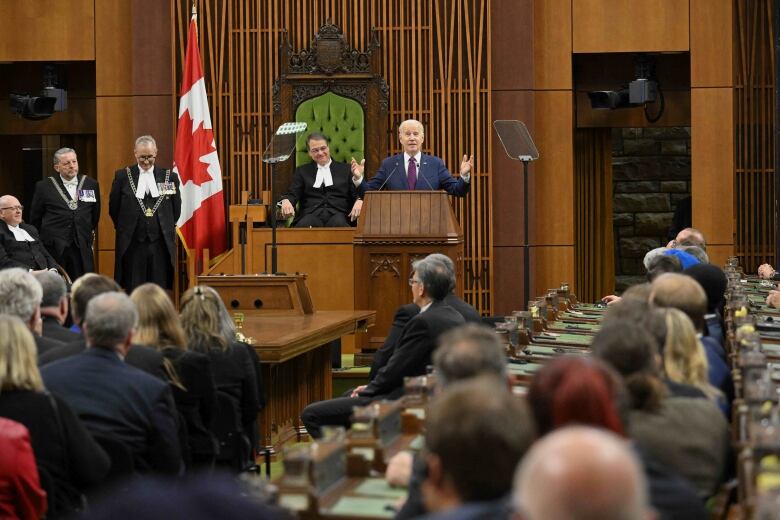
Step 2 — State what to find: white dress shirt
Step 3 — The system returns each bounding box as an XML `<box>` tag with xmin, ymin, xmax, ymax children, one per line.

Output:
<box><xmin>313</xmin><ymin>160</ymin><xmax>334</xmax><ymax>188</ymax></box>
<box><xmin>60</xmin><ymin>175</ymin><xmax>78</xmax><ymax>199</ymax></box>
<box><xmin>135</xmin><ymin>167</ymin><xmax>159</xmax><ymax>198</ymax></box>
<box><xmin>6</xmin><ymin>223</ymin><xmax>35</xmax><ymax>242</ymax></box>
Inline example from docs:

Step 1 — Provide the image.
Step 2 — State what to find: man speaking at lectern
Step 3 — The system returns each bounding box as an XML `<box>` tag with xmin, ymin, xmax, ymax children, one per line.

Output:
<box><xmin>350</xmin><ymin>119</ymin><xmax>473</xmax><ymax>197</ymax></box>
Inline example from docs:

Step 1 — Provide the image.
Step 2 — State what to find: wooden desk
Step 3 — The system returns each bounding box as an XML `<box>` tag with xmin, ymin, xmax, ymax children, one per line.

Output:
<box><xmin>241</xmin><ymin>310</ymin><xmax>375</xmax><ymax>449</ymax></box>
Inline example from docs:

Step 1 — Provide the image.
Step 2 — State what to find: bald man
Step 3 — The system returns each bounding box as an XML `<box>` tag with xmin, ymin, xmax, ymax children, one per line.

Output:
<box><xmin>351</xmin><ymin>119</ymin><xmax>473</xmax><ymax>197</ymax></box>
<box><xmin>514</xmin><ymin>426</ymin><xmax>654</xmax><ymax>520</ymax></box>
<box><xmin>0</xmin><ymin>195</ymin><xmax>58</xmax><ymax>271</ymax></box>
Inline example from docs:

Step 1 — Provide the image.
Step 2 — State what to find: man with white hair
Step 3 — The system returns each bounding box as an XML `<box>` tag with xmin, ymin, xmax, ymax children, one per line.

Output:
<box><xmin>514</xmin><ymin>426</ymin><xmax>654</xmax><ymax>520</ymax></box>
<box><xmin>351</xmin><ymin>119</ymin><xmax>473</xmax><ymax>197</ymax></box>
<box><xmin>0</xmin><ymin>194</ymin><xmax>58</xmax><ymax>271</ymax></box>
<box><xmin>0</xmin><ymin>268</ymin><xmax>63</xmax><ymax>356</ymax></box>
<box><xmin>109</xmin><ymin>135</ymin><xmax>181</xmax><ymax>292</ymax></box>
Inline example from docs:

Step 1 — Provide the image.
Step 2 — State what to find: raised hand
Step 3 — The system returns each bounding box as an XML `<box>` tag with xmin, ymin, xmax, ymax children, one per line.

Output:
<box><xmin>460</xmin><ymin>154</ymin><xmax>474</xmax><ymax>176</ymax></box>
<box><xmin>351</xmin><ymin>157</ymin><xmax>365</xmax><ymax>181</ymax></box>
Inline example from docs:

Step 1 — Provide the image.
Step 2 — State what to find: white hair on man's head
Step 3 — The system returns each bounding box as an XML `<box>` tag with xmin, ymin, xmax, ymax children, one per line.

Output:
<box><xmin>514</xmin><ymin>426</ymin><xmax>650</xmax><ymax>520</ymax></box>
<box><xmin>643</xmin><ymin>247</ymin><xmax>670</xmax><ymax>270</ymax></box>
<box><xmin>134</xmin><ymin>135</ymin><xmax>157</xmax><ymax>149</ymax></box>
<box><xmin>398</xmin><ymin>119</ymin><xmax>424</xmax><ymax>134</ymax></box>
<box><xmin>0</xmin><ymin>268</ymin><xmax>43</xmax><ymax>322</ymax></box>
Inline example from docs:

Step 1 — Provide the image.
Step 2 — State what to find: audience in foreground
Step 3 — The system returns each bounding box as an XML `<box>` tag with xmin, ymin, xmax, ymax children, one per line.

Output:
<box><xmin>514</xmin><ymin>426</ymin><xmax>654</xmax><ymax>520</ymax></box>
<box><xmin>0</xmin><ymin>417</ymin><xmax>47</xmax><ymax>519</ymax></box>
<box><xmin>0</xmin><ymin>315</ymin><xmax>109</xmax><ymax>516</ymax></box>
<box><xmin>41</xmin><ymin>291</ymin><xmax>182</xmax><ymax>476</ymax></box>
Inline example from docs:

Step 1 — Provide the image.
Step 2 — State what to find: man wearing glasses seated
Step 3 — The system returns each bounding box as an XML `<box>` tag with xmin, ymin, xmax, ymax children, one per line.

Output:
<box><xmin>278</xmin><ymin>132</ymin><xmax>362</xmax><ymax>227</ymax></box>
<box><xmin>0</xmin><ymin>195</ymin><xmax>58</xmax><ymax>272</ymax></box>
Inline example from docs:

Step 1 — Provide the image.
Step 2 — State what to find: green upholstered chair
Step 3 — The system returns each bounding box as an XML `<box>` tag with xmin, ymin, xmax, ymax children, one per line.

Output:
<box><xmin>294</xmin><ymin>91</ymin><xmax>365</xmax><ymax>167</ymax></box>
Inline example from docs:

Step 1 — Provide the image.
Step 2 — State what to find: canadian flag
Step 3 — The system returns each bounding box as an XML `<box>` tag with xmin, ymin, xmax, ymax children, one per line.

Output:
<box><xmin>174</xmin><ymin>11</ymin><xmax>226</xmax><ymax>264</ymax></box>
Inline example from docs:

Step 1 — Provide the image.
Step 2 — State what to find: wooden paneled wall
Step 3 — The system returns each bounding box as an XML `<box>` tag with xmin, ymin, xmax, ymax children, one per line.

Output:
<box><xmin>173</xmin><ymin>0</ymin><xmax>494</xmax><ymax>314</ymax></box>
<box><xmin>733</xmin><ymin>0</ymin><xmax>775</xmax><ymax>271</ymax></box>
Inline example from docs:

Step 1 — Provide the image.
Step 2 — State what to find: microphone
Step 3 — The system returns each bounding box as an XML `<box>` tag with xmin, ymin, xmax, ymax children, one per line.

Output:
<box><xmin>419</xmin><ymin>158</ymin><xmax>435</xmax><ymax>190</ymax></box>
<box><xmin>376</xmin><ymin>163</ymin><xmax>399</xmax><ymax>191</ymax></box>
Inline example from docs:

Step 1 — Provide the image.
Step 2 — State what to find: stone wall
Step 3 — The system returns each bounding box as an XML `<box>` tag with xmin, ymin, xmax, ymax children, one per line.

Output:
<box><xmin>612</xmin><ymin>127</ymin><xmax>691</xmax><ymax>291</ymax></box>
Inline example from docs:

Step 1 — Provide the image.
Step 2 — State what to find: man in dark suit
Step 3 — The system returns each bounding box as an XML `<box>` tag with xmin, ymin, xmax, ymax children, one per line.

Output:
<box><xmin>109</xmin><ymin>135</ymin><xmax>181</xmax><ymax>292</ymax></box>
<box><xmin>29</xmin><ymin>148</ymin><xmax>100</xmax><ymax>280</ymax></box>
<box><xmin>0</xmin><ymin>268</ymin><xmax>63</xmax><ymax>357</ymax></box>
<box><xmin>0</xmin><ymin>195</ymin><xmax>58</xmax><ymax>271</ymax></box>
<box><xmin>279</xmin><ymin>132</ymin><xmax>362</xmax><ymax>227</ymax></box>
<box><xmin>350</xmin><ymin>119</ymin><xmax>473</xmax><ymax>197</ymax></box>
<box><xmin>33</xmin><ymin>270</ymin><xmax>80</xmax><ymax>344</ymax></box>
<box><xmin>301</xmin><ymin>256</ymin><xmax>465</xmax><ymax>438</ymax></box>
<box><xmin>41</xmin><ymin>291</ymin><xmax>182</xmax><ymax>474</ymax></box>
<box><xmin>39</xmin><ymin>274</ymin><xmax>167</xmax><ymax>381</ymax></box>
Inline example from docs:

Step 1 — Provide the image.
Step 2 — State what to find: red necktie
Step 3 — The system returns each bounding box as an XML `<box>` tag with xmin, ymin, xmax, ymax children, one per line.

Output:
<box><xmin>407</xmin><ymin>158</ymin><xmax>417</xmax><ymax>190</ymax></box>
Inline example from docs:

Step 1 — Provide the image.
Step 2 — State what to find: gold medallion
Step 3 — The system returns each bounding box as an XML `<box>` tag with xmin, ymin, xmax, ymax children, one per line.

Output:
<box><xmin>144</xmin><ymin>208</ymin><xmax>153</xmax><ymax>217</ymax></box>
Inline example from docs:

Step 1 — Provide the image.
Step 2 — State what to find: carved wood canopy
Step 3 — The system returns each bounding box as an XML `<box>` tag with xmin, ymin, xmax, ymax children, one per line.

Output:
<box><xmin>272</xmin><ymin>21</ymin><xmax>389</xmax><ymax>195</ymax></box>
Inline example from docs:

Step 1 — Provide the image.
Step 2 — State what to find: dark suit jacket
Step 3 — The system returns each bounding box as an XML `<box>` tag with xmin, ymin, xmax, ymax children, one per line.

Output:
<box><xmin>368</xmin><ymin>303</ymin><xmax>419</xmax><ymax>381</ymax></box>
<box><xmin>359</xmin><ymin>153</ymin><xmax>470</xmax><ymax>197</ymax></box>
<box><xmin>35</xmin><ymin>334</ymin><xmax>63</xmax><ymax>358</ymax></box>
<box><xmin>41</xmin><ymin>315</ymin><xmax>81</xmax><ymax>344</ymax></box>
<box><xmin>108</xmin><ymin>165</ymin><xmax>181</xmax><ymax>284</ymax></box>
<box><xmin>361</xmin><ymin>300</ymin><xmax>465</xmax><ymax>399</ymax></box>
<box><xmin>444</xmin><ymin>293</ymin><xmax>481</xmax><ymax>323</ymax></box>
<box><xmin>29</xmin><ymin>174</ymin><xmax>100</xmax><ymax>274</ymax></box>
<box><xmin>41</xmin><ymin>347</ymin><xmax>182</xmax><ymax>474</ymax></box>
<box><xmin>0</xmin><ymin>222</ymin><xmax>58</xmax><ymax>270</ymax></box>
<box><xmin>39</xmin><ymin>338</ymin><xmax>168</xmax><ymax>382</ymax></box>
<box><xmin>281</xmin><ymin>161</ymin><xmax>359</xmax><ymax>224</ymax></box>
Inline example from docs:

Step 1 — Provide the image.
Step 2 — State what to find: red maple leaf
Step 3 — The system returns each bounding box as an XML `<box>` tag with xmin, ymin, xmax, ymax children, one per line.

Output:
<box><xmin>174</xmin><ymin>111</ymin><xmax>215</xmax><ymax>186</ymax></box>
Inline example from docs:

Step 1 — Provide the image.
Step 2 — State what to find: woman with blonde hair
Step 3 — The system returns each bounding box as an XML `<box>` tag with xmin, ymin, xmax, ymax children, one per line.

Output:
<box><xmin>130</xmin><ymin>283</ymin><xmax>218</xmax><ymax>469</ymax></box>
<box><xmin>0</xmin><ymin>315</ymin><xmax>109</xmax><ymax>516</ymax></box>
<box><xmin>661</xmin><ymin>308</ymin><xmax>722</xmax><ymax>403</ymax></box>
<box><xmin>180</xmin><ymin>285</ymin><xmax>260</xmax><ymax>472</ymax></box>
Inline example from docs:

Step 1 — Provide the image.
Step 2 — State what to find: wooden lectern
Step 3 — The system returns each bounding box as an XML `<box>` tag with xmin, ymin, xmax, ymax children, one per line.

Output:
<box><xmin>353</xmin><ymin>191</ymin><xmax>464</xmax><ymax>356</ymax></box>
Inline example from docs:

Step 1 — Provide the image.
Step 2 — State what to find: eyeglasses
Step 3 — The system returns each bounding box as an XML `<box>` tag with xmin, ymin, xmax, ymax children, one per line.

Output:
<box><xmin>408</xmin><ymin>278</ymin><xmax>421</xmax><ymax>286</ymax></box>
<box><xmin>0</xmin><ymin>205</ymin><xmax>22</xmax><ymax>212</ymax></box>
<box><xmin>137</xmin><ymin>155</ymin><xmax>156</xmax><ymax>161</ymax></box>
<box><xmin>308</xmin><ymin>145</ymin><xmax>329</xmax><ymax>154</ymax></box>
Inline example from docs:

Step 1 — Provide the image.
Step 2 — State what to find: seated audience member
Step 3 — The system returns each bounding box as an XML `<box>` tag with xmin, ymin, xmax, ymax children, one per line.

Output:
<box><xmin>514</xmin><ymin>427</ymin><xmax>654</xmax><ymax>520</ymax></box>
<box><xmin>0</xmin><ymin>194</ymin><xmax>58</xmax><ymax>271</ymax></box>
<box><xmin>351</xmin><ymin>119</ymin><xmax>473</xmax><ymax>197</ymax></box>
<box><xmin>131</xmin><ymin>284</ymin><xmax>218</xmax><ymax>469</ymax></box>
<box><xmin>393</xmin><ymin>323</ymin><xmax>509</xmax><ymax>519</ymax></box>
<box><xmin>0</xmin><ymin>418</ymin><xmax>47</xmax><ymax>520</ymax></box>
<box><xmin>678</xmin><ymin>245</ymin><xmax>708</xmax><ymax>264</ymax></box>
<box><xmin>370</xmin><ymin>253</ymin><xmax>479</xmax><ymax>382</ymax></box>
<box><xmin>301</xmin><ymin>256</ymin><xmax>465</xmax><ymax>438</ymax></box>
<box><xmin>179</xmin><ymin>286</ymin><xmax>260</xmax><ymax>471</ymax></box>
<box><xmin>526</xmin><ymin>355</ymin><xmax>707</xmax><ymax>520</ymax></box>
<box><xmin>80</xmin><ymin>474</ymin><xmax>294</xmax><ymax>520</ymax></box>
<box><xmin>649</xmin><ymin>273</ymin><xmax>731</xmax><ymax>400</ymax></box>
<box><xmin>33</xmin><ymin>270</ymin><xmax>81</xmax><ymax>343</ymax></box>
<box><xmin>41</xmin><ymin>292</ymin><xmax>182</xmax><ymax>475</ymax></box>
<box><xmin>646</xmin><ymin>254</ymin><xmax>682</xmax><ymax>282</ymax></box>
<box><xmin>662</xmin><ymin>248</ymin><xmax>700</xmax><ymax>270</ymax></box>
<box><xmin>660</xmin><ymin>308</ymin><xmax>723</xmax><ymax>407</ymax></box>
<box><xmin>39</xmin><ymin>274</ymin><xmax>167</xmax><ymax>381</ymax></box>
<box><xmin>0</xmin><ymin>315</ymin><xmax>109</xmax><ymax>516</ymax></box>
<box><xmin>426</xmin><ymin>253</ymin><xmax>481</xmax><ymax>322</ymax></box>
<box><xmin>592</xmin><ymin>320</ymin><xmax>729</xmax><ymax>497</ymax></box>
<box><xmin>667</xmin><ymin>227</ymin><xmax>706</xmax><ymax>250</ymax></box>
<box><xmin>419</xmin><ymin>377</ymin><xmax>534</xmax><ymax>520</ymax></box>
<box><xmin>0</xmin><ymin>267</ymin><xmax>63</xmax><ymax>357</ymax></box>
<box><xmin>757</xmin><ymin>262</ymin><xmax>779</xmax><ymax>280</ymax></box>
<box><xmin>684</xmin><ymin>263</ymin><xmax>727</xmax><ymax>344</ymax></box>
<box><xmin>278</xmin><ymin>132</ymin><xmax>362</xmax><ymax>227</ymax></box>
